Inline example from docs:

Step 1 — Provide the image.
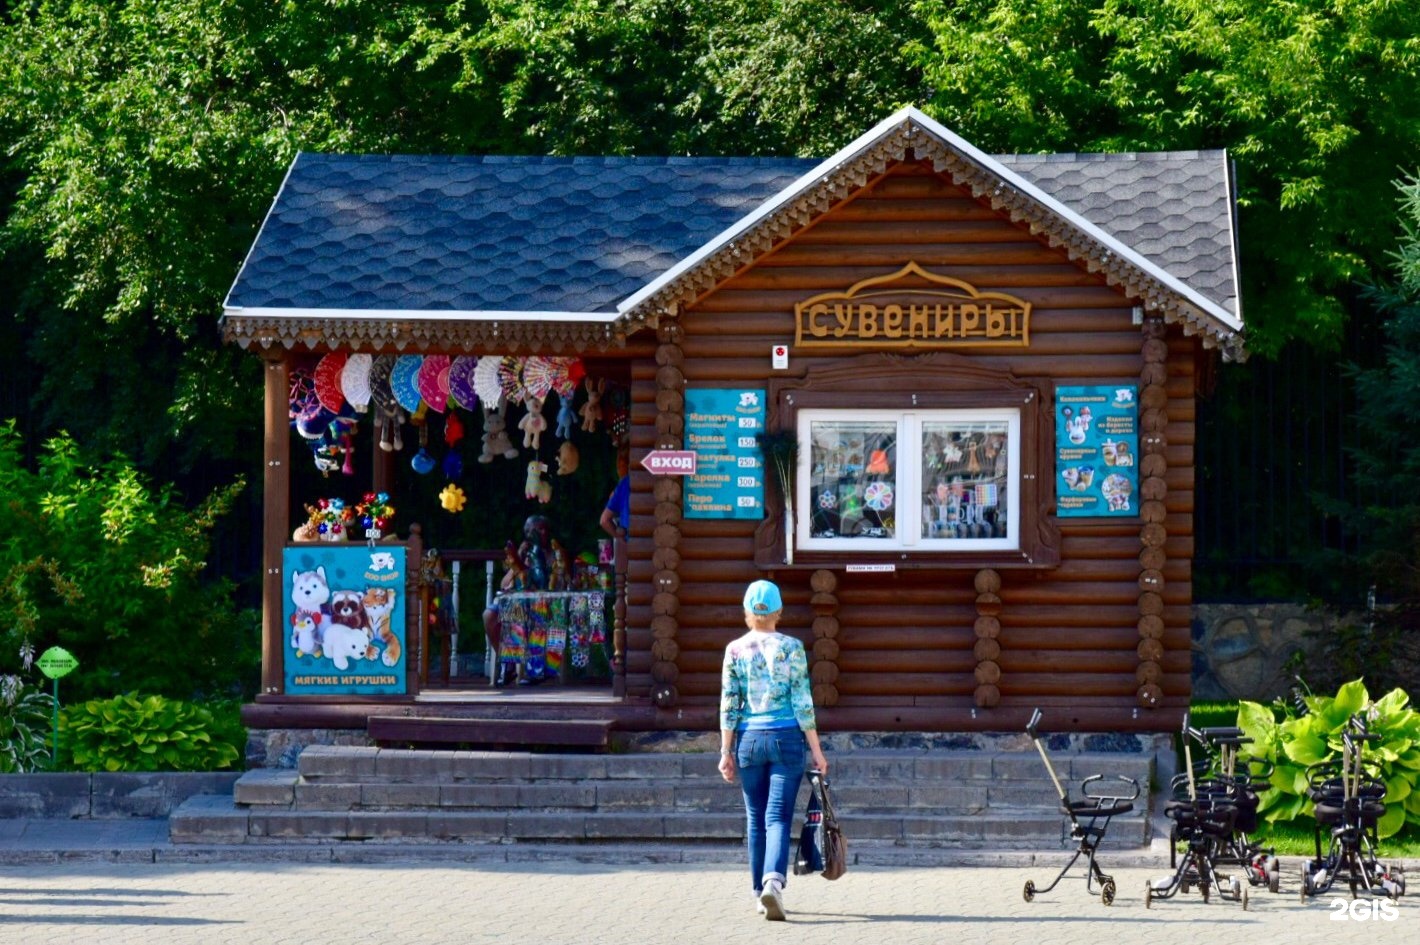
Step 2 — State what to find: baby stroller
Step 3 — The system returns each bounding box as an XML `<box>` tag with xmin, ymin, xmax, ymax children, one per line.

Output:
<box><xmin>1300</xmin><ymin>713</ymin><xmax>1407</xmax><ymax>901</ymax></box>
<box><xmin>1021</xmin><ymin>709</ymin><xmax>1140</xmax><ymax>906</ymax></box>
<box><xmin>1184</xmin><ymin>725</ymin><xmax>1281</xmax><ymax>893</ymax></box>
<box><xmin>1146</xmin><ymin>714</ymin><xmax>1251</xmax><ymax>909</ymax></box>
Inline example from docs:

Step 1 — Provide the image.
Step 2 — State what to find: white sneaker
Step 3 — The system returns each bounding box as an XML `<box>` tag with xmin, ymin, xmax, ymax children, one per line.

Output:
<box><xmin>760</xmin><ymin>882</ymin><xmax>785</xmax><ymax>921</ymax></box>
<box><xmin>755</xmin><ymin>895</ymin><xmax>767</xmax><ymax>916</ymax></box>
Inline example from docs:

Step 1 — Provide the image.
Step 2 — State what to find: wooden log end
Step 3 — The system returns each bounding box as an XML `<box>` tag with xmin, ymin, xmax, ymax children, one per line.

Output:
<box><xmin>973</xmin><ymin>568</ymin><xmax>1002</xmax><ymax>595</ymax></box>
<box><xmin>974</xmin><ymin>660</ymin><xmax>1001</xmax><ymax>685</ymax></box>
<box><xmin>652</xmin><ymin>591</ymin><xmax>679</xmax><ymax>617</ymax></box>
<box><xmin>1137</xmin><ymin>638</ymin><xmax>1165</xmax><ymax>662</ymax></box>
<box><xmin>651</xmin><ymin>639</ymin><xmax>680</xmax><ymax>662</ymax></box>
<box><xmin>974</xmin><ymin>684</ymin><xmax>1001</xmax><ymax>708</ymax></box>
<box><xmin>652</xmin><ymin>684</ymin><xmax>678</xmax><ymax>708</ymax></box>
<box><xmin>810</xmin><ymin>662</ymin><xmax>840</xmax><ymax>685</ymax></box>
<box><xmin>812</xmin><ymin>616</ymin><xmax>840</xmax><ymax>639</ymax></box>
<box><xmin>810</xmin><ymin>569</ymin><xmax>839</xmax><ymax>593</ymax></box>
<box><xmin>650</xmin><ymin>660</ymin><xmax>680</xmax><ymax>685</ymax></box>
<box><xmin>811</xmin><ymin>638</ymin><xmax>840</xmax><ymax>661</ymax></box>
<box><xmin>1135</xmin><ymin>660</ymin><xmax>1163</xmax><ymax>685</ymax></box>
<box><xmin>1137</xmin><ymin>683</ymin><xmax>1164</xmax><ymax>707</ymax></box>
<box><xmin>1137</xmin><ymin>614</ymin><xmax>1165</xmax><ymax>639</ymax></box>
<box><xmin>812</xmin><ymin>683</ymin><xmax>840</xmax><ymax>707</ymax></box>
<box><xmin>973</xmin><ymin>615</ymin><xmax>1001</xmax><ymax>639</ymax></box>
<box><xmin>973</xmin><ymin>638</ymin><xmax>1001</xmax><ymax>662</ymax></box>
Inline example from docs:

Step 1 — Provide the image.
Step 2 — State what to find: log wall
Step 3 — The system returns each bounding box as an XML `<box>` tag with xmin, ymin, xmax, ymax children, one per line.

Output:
<box><xmin>624</xmin><ymin>161</ymin><xmax>1196</xmax><ymax>732</ymax></box>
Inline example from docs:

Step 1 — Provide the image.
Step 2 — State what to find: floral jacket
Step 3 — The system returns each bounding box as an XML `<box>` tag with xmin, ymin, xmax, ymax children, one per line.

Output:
<box><xmin>719</xmin><ymin>630</ymin><xmax>817</xmax><ymax>732</ymax></box>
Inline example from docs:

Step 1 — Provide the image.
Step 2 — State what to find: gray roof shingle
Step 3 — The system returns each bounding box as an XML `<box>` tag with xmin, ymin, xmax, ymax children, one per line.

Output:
<box><xmin>226</xmin><ymin>149</ymin><xmax>1237</xmax><ymax>318</ymax></box>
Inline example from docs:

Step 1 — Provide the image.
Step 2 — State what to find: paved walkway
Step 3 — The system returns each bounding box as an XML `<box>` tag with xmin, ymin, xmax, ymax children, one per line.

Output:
<box><xmin>0</xmin><ymin>858</ymin><xmax>1413</xmax><ymax>945</ymax></box>
<box><xmin>0</xmin><ymin>818</ymin><xmax>1415</xmax><ymax>943</ymax></box>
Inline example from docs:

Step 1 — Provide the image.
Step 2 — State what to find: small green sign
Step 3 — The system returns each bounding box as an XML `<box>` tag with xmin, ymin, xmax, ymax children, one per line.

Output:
<box><xmin>36</xmin><ymin>646</ymin><xmax>78</xmax><ymax>680</ymax></box>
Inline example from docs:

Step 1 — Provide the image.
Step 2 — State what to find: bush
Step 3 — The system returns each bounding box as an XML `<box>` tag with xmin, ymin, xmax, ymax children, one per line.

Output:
<box><xmin>0</xmin><ymin>673</ymin><xmax>56</xmax><ymax>772</ymax></box>
<box><xmin>0</xmin><ymin>421</ymin><xmax>258</xmax><ymax>700</ymax></box>
<box><xmin>61</xmin><ymin>694</ymin><xmax>242</xmax><ymax>771</ymax></box>
<box><xmin>1236</xmin><ymin>679</ymin><xmax>1420</xmax><ymax>838</ymax></box>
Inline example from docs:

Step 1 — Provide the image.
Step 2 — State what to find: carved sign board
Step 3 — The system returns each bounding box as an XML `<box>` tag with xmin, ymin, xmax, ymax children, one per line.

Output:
<box><xmin>794</xmin><ymin>262</ymin><xmax>1031</xmax><ymax>350</ymax></box>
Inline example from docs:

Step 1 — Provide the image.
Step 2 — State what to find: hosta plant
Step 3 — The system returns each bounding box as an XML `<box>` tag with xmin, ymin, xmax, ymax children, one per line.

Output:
<box><xmin>1236</xmin><ymin>679</ymin><xmax>1420</xmax><ymax>838</ymax></box>
<box><xmin>61</xmin><ymin>694</ymin><xmax>241</xmax><ymax>772</ymax></box>
<box><xmin>0</xmin><ymin>674</ymin><xmax>56</xmax><ymax>772</ymax></box>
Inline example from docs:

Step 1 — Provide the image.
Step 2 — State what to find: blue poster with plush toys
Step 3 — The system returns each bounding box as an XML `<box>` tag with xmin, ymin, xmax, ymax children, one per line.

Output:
<box><xmin>283</xmin><ymin>544</ymin><xmax>407</xmax><ymax>694</ymax></box>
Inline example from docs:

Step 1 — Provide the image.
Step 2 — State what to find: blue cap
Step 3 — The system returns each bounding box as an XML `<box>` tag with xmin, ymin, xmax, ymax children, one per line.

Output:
<box><xmin>743</xmin><ymin>580</ymin><xmax>783</xmax><ymax>615</ymax></box>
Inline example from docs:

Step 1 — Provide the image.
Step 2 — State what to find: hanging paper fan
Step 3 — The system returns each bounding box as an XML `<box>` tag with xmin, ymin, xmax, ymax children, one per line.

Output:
<box><xmin>313</xmin><ymin>352</ymin><xmax>348</xmax><ymax>413</ymax></box>
<box><xmin>522</xmin><ymin>356</ymin><xmax>557</xmax><ymax>401</ymax></box>
<box><xmin>473</xmin><ymin>356</ymin><xmax>505</xmax><ymax>407</ymax></box>
<box><xmin>288</xmin><ymin>364</ymin><xmax>320</xmax><ymax>422</ymax></box>
<box><xmin>368</xmin><ymin>355</ymin><xmax>397</xmax><ymax>416</ymax></box>
<box><xmin>540</xmin><ymin>357</ymin><xmax>573</xmax><ymax>398</ymax></box>
<box><xmin>417</xmin><ymin>354</ymin><xmax>451</xmax><ymax>413</ymax></box>
<box><xmin>391</xmin><ymin>354</ymin><xmax>424</xmax><ymax>413</ymax></box>
<box><xmin>447</xmin><ymin>356</ymin><xmax>479</xmax><ymax>410</ymax></box>
<box><xmin>497</xmin><ymin>356</ymin><xmax>527</xmax><ymax>405</ymax></box>
<box><xmin>341</xmin><ymin>353</ymin><xmax>373</xmax><ymax>413</ymax></box>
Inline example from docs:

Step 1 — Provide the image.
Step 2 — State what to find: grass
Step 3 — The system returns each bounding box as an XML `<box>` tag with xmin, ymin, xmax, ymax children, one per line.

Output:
<box><xmin>1251</xmin><ymin>820</ymin><xmax>1420</xmax><ymax>859</ymax></box>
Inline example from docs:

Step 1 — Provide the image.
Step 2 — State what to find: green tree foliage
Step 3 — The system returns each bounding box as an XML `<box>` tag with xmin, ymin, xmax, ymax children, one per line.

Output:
<box><xmin>0</xmin><ymin>421</ymin><xmax>256</xmax><ymax>700</ymax></box>
<box><xmin>910</xmin><ymin>0</ymin><xmax>1420</xmax><ymax>356</ymax></box>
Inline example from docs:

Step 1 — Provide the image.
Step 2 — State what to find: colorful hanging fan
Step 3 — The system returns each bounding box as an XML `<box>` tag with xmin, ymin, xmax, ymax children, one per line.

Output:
<box><xmin>497</xmin><ymin>356</ymin><xmax>527</xmax><ymax>405</ymax></box>
<box><xmin>417</xmin><ymin>354</ymin><xmax>451</xmax><ymax>413</ymax></box>
<box><xmin>543</xmin><ymin>357</ymin><xmax>577</xmax><ymax>398</ymax></box>
<box><xmin>368</xmin><ymin>355</ymin><xmax>398</xmax><ymax>416</ymax></box>
<box><xmin>313</xmin><ymin>352</ymin><xmax>348</xmax><ymax>413</ymax></box>
<box><xmin>473</xmin><ymin>356</ymin><xmax>504</xmax><ymax>408</ymax></box>
<box><xmin>288</xmin><ymin>364</ymin><xmax>320</xmax><ymax>421</ymax></box>
<box><xmin>447</xmin><ymin>356</ymin><xmax>479</xmax><ymax>410</ymax></box>
<box><xmin>522</xmin><ymin>356</ymin><xmax>557</xmax><ymax>401</ymax></box>
<box><xmin>390</xmin><ymin>354</ymin><xmax>424</xmax><ymax>413</ymax></box>
<box><xmin>341</xmin><ymin>353</ymin><xmax>373</xmax><ymax>413</ymax></box>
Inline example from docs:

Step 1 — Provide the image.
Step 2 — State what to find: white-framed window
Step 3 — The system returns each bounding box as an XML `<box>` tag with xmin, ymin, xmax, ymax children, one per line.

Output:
<box><xmin>796</xmin><ymin>408</ymin><xmax>1020</xmax><ymax>552</ymax></box>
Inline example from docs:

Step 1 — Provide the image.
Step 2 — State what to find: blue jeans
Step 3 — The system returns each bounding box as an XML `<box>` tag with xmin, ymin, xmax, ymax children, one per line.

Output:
<box><xmin>736</xmin><ymin>727</ymin><xmax>806</xmax><ymax>894</ymax></box>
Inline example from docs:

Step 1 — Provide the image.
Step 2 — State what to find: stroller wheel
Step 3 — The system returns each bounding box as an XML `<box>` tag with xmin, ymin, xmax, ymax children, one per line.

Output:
<box><xmin>1101</xmin><ymin>880</ymin><xmax>1116</xmax><ymax>907</ymax></box>
<box><xmin>1200</xmin><ymin>879</ymin><xmax>1210</xmax><ymax>904</ymax></box>
<box><xmin>1022</xmin><ymin>880</ymin><xmax>1035</xmax><ymax>903</ymax></box>
<box><xmin>1300</xmin><ymin>875</ymin><xmax>1310</xmax><ymax>903</ymax></box>
<box><xmin>1180</xmin><ymin>877</ymin><xmax>1190</xmax><ymax>895</ymax></box>
<box><xmin>1144</xmin><ymin>883</ymin><xmax>1153</xmax><ymax>910</ymax></box>
<box><xmin>1241</xmin><ymin>887</ymin><xmax>1249</xmax><ymax>911</ymax></box>
<box><xmin>1268</xmin><ymin>869</ymin><xmax>1280</xmax><ymax>894</ymax></box>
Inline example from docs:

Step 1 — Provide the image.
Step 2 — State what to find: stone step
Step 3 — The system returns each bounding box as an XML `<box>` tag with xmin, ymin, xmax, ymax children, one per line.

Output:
<box><xmin>172</xmin><ymin>794</ymin><xmax>1149</xmax><ymax>848</ymax></box>
<box><xmin>291</xmin><ymin>745</ymin><xmax>1152</xmax><ymax>787</ymax></box>
<box><xmin>367</xmin><ymin>716</ymin><xmax>613</xmax><ymax>750</ymax></box>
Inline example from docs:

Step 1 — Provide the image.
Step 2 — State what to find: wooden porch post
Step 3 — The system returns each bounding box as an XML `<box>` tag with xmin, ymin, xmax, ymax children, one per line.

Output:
<box><xmin>260</xmin><ymin>352</ymin><xmax>290</xmax><ymax>697</ymax></box>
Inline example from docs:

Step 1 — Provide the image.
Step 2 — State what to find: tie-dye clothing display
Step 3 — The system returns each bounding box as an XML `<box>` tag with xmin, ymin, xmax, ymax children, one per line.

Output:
<box><xmin>497</xmin><ymin>591</ymin><xmax>608</xmax><ymax>678</ymax></box>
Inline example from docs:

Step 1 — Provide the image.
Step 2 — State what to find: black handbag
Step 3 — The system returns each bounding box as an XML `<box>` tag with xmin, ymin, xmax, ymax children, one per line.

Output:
<box><xmin>793</xmin><ymin>777</ymin><xmax>825</xmax><ymax>875</ymax></box>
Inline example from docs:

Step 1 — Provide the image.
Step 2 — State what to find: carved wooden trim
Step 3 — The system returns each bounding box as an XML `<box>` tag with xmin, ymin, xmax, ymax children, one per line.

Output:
<box><xmin>616</xmin><ymin>116</ymin><xmax>1245</xmax><ymax>362</ymax></box>
<box><xmin>223</xmin><ymin>314</ymin><xmax>621</xmax><ymax>354</ymax></box>
<box><xmin>756</xmin><ymin>351</ymin><xmax>1060</xmax><ymax>570</ymax></box>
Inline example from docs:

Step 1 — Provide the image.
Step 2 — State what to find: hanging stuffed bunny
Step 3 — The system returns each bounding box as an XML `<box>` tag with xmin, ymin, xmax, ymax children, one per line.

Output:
<box><xmin>579</xmin><ymin>377</ymin><xmax>604</xmax><ymax>433</ymax></box>
<box><xmin>519</xmin><ymin>396</ymin><xmax>548</xmax><ymax>450</ymax></box>
<box><xmin>479</xmin><ymin>403</ymin><xmax>519</xmax><ymax>463</ymax></box>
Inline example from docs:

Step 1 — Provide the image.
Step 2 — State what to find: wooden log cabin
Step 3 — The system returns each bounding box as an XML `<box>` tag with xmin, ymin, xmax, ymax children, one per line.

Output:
<box><xmin>223</xmin><ymin>107</ymin><xmax>1244</xmax><ymax>746</ymax></box>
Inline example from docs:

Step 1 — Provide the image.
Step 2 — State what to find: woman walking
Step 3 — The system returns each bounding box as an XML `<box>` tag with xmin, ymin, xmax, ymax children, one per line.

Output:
<box><xmin>718</xmin><ymin>580</ymin><xmax>829</xmax><ymax>921</ymax></box>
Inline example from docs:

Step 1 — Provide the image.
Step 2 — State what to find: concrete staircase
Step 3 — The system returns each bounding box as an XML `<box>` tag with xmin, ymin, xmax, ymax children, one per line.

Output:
<box><xmin>169</xmin><ymin>745</ymin><xmax>1153</xmax><ymax>850</ymax></box>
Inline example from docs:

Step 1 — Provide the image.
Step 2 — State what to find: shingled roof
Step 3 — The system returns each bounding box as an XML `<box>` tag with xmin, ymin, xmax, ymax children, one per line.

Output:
<box><xmin>223</xmin><ymin>107</ymin><xmax>1243</xmax><ymax>359</ymax></box>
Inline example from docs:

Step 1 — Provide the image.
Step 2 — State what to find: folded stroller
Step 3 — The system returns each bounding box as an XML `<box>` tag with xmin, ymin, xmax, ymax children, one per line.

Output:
<box><xmin>1022</xmin><ymin>709</ymin><xmax>1140</xmax><ymax>906</ymax></box>
<box><xmin>1300</xmin><ymin>713</ymin><xmax>1406</xmax><ymax>901</ymax></box>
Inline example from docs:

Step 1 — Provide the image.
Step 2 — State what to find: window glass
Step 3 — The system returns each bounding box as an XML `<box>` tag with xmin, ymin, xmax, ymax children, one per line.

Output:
<box><xmin>807</xmin><ymin>419</ymin><xmax>897</xmax><ymax>540</ymax></box>
<box><xmin>921</xmin><ymin>421</ymin><xmax>1009</xmax><ymax>541</ymax></box>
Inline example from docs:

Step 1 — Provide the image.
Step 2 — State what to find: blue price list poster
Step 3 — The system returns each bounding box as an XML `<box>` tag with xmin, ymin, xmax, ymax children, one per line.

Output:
<box><xmin>683</xmin><ymin>388</ymin><xmax>765</xmax><ymax>519</ymax></box>
<box><xmin>1054</xmin><ymin>385</ymin><xmax>1139</xmax><ymax>517</ymax></box>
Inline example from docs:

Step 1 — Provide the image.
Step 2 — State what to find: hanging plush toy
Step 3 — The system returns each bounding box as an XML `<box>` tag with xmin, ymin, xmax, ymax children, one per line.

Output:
<box><xmin>556</xmin><ymin>440</ymin><xmax>580</xmax><ymax>476</ymax></box>
<box><xmin>439</xmin><ymin>483</ymin><xmax>466</xmax><ymax>513</ymax></box>
<box><xmin>519</xmin><ymin>396</ymin><xmax>548</xmax><ymax>450</ymax></box>
<box><xmin>579</xmin><ymin>377</ymin><xmax>604</xmax><ymax>433</ymax></box>
<box><xmin>524</xmin><ymin>460</ymin><xmax>552</xmax><ymax>503</ymax></box>
<box><xmin>479</xmin><ymin>403</ymin><xmax>519</xmax><ymax>463</ymax></box>
<box><xmin>555</xmin><ymin>391</ymin><xmax>577</xmax><ymax>439</ymax></box>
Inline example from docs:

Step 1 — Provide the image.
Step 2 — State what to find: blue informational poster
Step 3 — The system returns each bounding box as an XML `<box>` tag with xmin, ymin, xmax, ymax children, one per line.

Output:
<box><xmin>283</xmin><ymin>543</ymin><xmax>407</xmax><ymax>694</ymax></box>
<box><xmin>1055</xmin><ymin>385</ymin><xmax>1139</xmax><ymax>518</ymax></box>
<box><xmin>683</xmin><ymin>388</ymin><xmax>765</xmax><ymax>519</ymax></box>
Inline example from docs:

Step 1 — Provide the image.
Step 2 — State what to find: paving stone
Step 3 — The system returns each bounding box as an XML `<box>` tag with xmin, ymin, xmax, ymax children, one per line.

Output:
<box><xmin>234</xmin><ymin>769</ymin><xmax>298</xmax><ymax>806</ymax></box>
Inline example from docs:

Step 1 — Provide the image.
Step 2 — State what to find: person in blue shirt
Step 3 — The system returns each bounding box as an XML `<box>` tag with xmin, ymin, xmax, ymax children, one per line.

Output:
<box><xmin>598</xmin><ymin>451</ymin><xmax>630</xmax><ymax>540</ymax></box>
<box><xmin>718</xmin><ymin>580</ymin><xmax>829</xmax><ymax>921</ymax></box>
